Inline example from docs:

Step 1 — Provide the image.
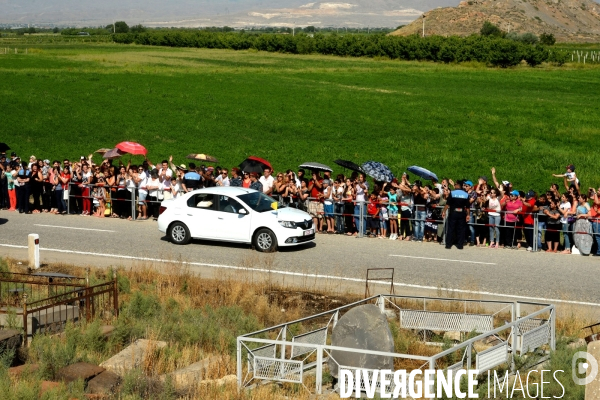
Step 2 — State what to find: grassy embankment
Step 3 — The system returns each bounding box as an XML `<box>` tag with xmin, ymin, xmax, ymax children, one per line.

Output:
<box><xmin>1</xmin><ymin>42</ymin><xmax>600</xmax><ymax>192</ymax></box>
<box><xmin>0</xmin><ymin>256</ymin><xmax>595</xmax><ymax>399</ymax></box>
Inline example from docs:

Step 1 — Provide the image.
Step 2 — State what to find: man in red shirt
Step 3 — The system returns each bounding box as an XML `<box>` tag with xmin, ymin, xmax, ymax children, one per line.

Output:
<box><xmin>522</xmin><ymin>190</ymin><xmax>538</xmax><ymax>251</ymax></box>
<box><xmin>307</xmin><ymin>171</ymin><xmax>324</xmax><ymax>232</ymax></box>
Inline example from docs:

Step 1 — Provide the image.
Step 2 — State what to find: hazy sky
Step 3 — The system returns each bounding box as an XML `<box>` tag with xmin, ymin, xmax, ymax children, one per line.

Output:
<box><xmin>0</xmin><ymin>0</ymin><xmax>462</xmax><ymax>27</ymax></box>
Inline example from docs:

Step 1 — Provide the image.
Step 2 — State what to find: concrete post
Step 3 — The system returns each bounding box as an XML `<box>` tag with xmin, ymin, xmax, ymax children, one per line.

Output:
<box><xmin>28</xmin><ymin>234</ymin><xmax>40</xmax><ymax>269</ymax></box>
<box><xmin>358</xmin><ymin>201</ymin><xmax>364</xmax><ymax>238</ymax></box>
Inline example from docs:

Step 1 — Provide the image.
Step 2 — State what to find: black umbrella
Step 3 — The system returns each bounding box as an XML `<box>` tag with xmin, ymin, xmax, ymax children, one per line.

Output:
<box><xmin>0</xmin><ymin>143</ymin><xmax>10</xmax><ymax>153</ymax></box>
<box><xmin>334</xmin><ymin>159</ymin><xmax>363</xmax><ymax>173</ymax></box>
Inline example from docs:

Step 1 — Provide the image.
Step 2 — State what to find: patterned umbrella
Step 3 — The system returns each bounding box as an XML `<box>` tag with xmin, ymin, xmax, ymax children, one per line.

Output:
<box><xmin>334</xmin><ymin>159</ymin><xmax>363</xmax><ymax>173</ymax></box>
<box><xmin>95</xmin><ymin>148</ymin><xmax>112</xmax><ymax>154</ymax></box>
<box><xmin>299</xmin><ymin>162</ymin><xmax>333</xmax><ymax>173</ymax></box>
<box><xmin>102</xmin><ymin>148</ymin><xmax>124</xmax><ymax>160</ymax></box>
<box><xmin>361</xmin><ymin>161</ymin><xmax>394</xmax><ymax>183</ymax></box>
<box><xmin>407</xmin><ymin>166</ymin><xmax>439</xmax><ymax>181</ymax></box>
<box><xmin>186</xmin><ymin>154</ymin><xmax>219</xmax><ymax>163</ymax></box>
<box><xmin>115</xmin><ymin>141</ymin><xmax>147</xmax><ymax>156</ymax></box>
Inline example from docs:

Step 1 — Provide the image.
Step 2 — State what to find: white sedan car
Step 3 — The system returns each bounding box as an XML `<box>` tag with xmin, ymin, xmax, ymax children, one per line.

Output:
<box><xmin>157</xmin><ymin>187</ymin><xmax>315</xmax><ymax>252</ymax></box>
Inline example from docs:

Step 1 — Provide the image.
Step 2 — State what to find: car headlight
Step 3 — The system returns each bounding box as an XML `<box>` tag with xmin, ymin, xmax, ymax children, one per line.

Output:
<box><xmin>278</xmin><ymin>220</ymin><xmax>297</xmax><ymax>229</ymax></box>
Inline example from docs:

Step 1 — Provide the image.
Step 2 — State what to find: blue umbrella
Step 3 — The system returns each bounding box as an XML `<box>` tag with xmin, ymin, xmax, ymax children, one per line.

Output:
<box><xmin>361</xmin><ymin>161</ymin><xmax>394</xmax><ymax>183</ymax></box>
<box><xmin>408</xmin><ymin>166</ymin><xmax>438</xmax><ymax>181</ymax></box>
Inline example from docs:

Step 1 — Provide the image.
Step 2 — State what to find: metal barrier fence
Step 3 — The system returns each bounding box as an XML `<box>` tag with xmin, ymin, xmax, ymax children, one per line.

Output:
<box><xmin>237</xmin><ymin>294</ymin><xmax>555</xmax><ymax>396</ymax></box>
<box><xmin>0</xmin><ymin>270</ymin><xmax>119</xmax><ymax>345</ymax></box>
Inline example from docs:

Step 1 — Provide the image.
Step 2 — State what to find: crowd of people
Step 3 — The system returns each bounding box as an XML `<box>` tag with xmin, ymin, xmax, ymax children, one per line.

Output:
<box><xmin>2</xmin><ymin>150</ymin><xmax>598</xmax><ymax>255</ymax></box>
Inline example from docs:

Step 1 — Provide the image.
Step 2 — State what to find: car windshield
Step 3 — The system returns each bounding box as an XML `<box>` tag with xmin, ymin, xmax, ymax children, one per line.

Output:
<box><xmin>238</xmin><ymin>192</ymin><xmax>278</xmax><ymax>213</ymax></box>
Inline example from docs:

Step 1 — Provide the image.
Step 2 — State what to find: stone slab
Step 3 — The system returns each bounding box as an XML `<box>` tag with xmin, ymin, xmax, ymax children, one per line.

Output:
<box><xmin>328</xmin><ymin>304</ymin><xmax>394</xmax><ymax>378</ymax></box>
<box><xmin>100</xmin><ymin>339</ymin><xmax>167</xmax><ymax>376</ymax></box>
<box><xmin>56</xmin><ymin>362</ymin><xmax>105</xmax><ymax>384</ymax></box>
<box><xmin>164</xmin><ymin>355</ymin><xmax>222</xmax><ymax>389</ymax></box>
<box><xmin>87</xmin><ymin>370</ymin><xmax>121</xmax><ymax>395</ymax></box>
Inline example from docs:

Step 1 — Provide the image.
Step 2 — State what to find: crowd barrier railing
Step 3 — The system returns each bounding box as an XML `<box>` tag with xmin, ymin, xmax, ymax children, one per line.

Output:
<box><xmin>61</xmin><ymin>185</ymin><xmax>598</xmax><ymax>251</ymax></box>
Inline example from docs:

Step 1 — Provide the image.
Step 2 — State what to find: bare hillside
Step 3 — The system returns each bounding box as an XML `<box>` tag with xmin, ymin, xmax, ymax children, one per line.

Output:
<box><xmin>390</xmin><ymin>0</ymin><xmax>600</xmax><ymax>42</ymax></box>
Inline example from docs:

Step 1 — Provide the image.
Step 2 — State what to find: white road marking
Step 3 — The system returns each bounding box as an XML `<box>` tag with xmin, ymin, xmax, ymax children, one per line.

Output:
<box><xmin>33</xmin><ymin>224</ymin><xmax>116</xmax><ymax>233</ymax></box>
<box><xmin>389</xmin><ymin>254</ymin><xmax>496</xmax><ymax>265</ymax></box>
<box><xmin>0</xmin><ymin>243</ymin><xmax>597</xmax><ymax>307</ymax></box>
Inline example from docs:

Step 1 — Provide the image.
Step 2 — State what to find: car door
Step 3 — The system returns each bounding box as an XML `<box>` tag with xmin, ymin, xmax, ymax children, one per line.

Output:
<box><xmin>185</xmin><ymin>193</ymin><xmax>219</xmax><ymax>239</ymax></box>
<box><xmin>215</xmin><ymin>195</ymin><xmax>252</xmax><ymax>242</ymax></box>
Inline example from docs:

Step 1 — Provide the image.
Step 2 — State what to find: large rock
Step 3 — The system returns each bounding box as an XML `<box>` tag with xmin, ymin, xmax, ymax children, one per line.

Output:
<box><xmin>328</xmin><ymin>304</ymin><xmax>394</xmax><ymax>378</ymax></box>
<box><xmin>100</xmin><ymin>339</ymin><xmax>167</xmax><ymax>376</ymax></box>
<box><xmin>87</xmin><ymin>370</ymin><xmax>121</xmax><ymax>395</ymax></box>
<box><xmin>56</xmin><ymin>362</ymin><xmax>105</xmax><ymax>384</ymax></box>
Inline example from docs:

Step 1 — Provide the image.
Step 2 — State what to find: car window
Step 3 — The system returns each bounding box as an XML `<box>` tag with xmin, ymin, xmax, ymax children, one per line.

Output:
<box><xmin>237</xmin><ymin>192</ymin><xmax>277</xmax><ymax>213</ymax></box>
<box><xmin>187</xmin><ymin>193</ymin><xmax>215</xmax><ymax>210</ymax></box>
<box><xmin>217</xmin><ymin>195</ymin><xmax>244</xmax><ymax>214</ymax></box>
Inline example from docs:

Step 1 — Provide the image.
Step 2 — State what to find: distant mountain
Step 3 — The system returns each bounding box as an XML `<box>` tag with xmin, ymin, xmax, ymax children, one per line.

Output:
<box><xmin>390</xmin><ymin>0</ymin><xmax>600</xmax><ymax>42</ymax></box>
<box><xmin>0</xmin><ymin>0</ymin><xmax>460</xmax><ymax>28</ymax></box>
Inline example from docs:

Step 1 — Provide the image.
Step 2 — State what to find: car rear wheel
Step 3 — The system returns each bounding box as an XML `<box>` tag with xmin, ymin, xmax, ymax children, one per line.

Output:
<box><xmin>254</xmin><ymin>228</ymin><xmax>277</xmax><ymax>252</ymax></box>
<box><xmin>169</xmin><ymin>222</ymin><xmax>191</xmax><ymax>245</ymax></box>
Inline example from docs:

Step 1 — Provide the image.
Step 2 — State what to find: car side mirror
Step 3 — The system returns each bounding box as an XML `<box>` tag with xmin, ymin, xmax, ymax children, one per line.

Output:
<box><xmin>238</xmin><ymin>209</ymin><xmax>248</xmax><ymax>215</ymax></box>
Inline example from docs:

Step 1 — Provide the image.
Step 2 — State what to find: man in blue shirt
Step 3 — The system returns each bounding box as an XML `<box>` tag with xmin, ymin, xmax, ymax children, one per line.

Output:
<box><xmin>183</xmin><ymin>163</ymin><xmax>201</xmax><ymax>193</ymax></box>
<box><xmin>442</xmin><ymin>180</ymin><xmax>470</xmax><ymax>250</ymax></box>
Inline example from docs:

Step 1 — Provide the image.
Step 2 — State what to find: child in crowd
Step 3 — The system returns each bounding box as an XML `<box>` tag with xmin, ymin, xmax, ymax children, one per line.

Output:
<box><xmin>379</xmin><ymin>188</ymin><xmax>389</xmax><ymax>239</ymax></box>
<box><xmin>553</xmin><ymin>164</ymin><xmax>578</xmax><ymax>186</ymax></box>
<box><xmin>367</xmin><ymin>193</ymin><xmax>380</xmax><ymax>237</ymax></box>
<box><xmin>385</xmin><ymin>183</ymin><xmax>399</xmax><ymax>240</ymax></box>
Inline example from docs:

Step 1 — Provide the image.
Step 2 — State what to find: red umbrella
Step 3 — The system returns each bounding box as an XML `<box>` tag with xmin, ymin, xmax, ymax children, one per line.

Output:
<box><xmin>115</xmin><ymin>141</ymin><xmax>147</xmax><ymax>156</ymax></box>
<box><xmin>247</xmin><ymin>156</ymin><xmax>272</xmax><ymax>170</ymax></box>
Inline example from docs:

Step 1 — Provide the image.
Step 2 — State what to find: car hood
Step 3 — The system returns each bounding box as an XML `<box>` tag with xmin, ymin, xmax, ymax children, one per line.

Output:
<box><xmin>272</xmin><ymin>207</ymin><xmax>312</xmax><ymax>222</ymax></box>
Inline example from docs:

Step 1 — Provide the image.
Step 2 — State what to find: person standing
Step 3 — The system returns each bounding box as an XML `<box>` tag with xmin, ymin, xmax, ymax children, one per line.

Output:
<box><xmin>249</xmin><ymin>172</ymin><xmax>263</xmax><ymax>192</ymax></box>
<box><xmin>353</xmin><ymin>173</ymin><xmax>368</xmax><ymax>237</ymax></box>
<box><xmin>182</xmin><ymin>163</ymin><xmax>201</xmax><ymax>193</ymax></box>
<box><xmin>260</xmin><ymin>167</ymin><xmax>274</xmax><ymax>195</ymax></box>
<box><xmin>443</xmin><ymin>180</ymin><xmax>470</xmax><ymax>250</ymax></box>
<box><xmin>230</xmin><ymin>168</ymin><xmax>242</xmax><ymax>187</ymax></box>
<box><xmin>505</xmin><ymin>190</ymin><xmax>523</xmax><ymax>249</ymax></box>
<box><xmin>216</xmin><ymin>168</ymin><xmax>230</xmax><ymax>187</ymax></box>
<box><xmin>308</xmin><ymin>171</ymin><xmax>324</xmax><ymax>233</ymax></box>
<box><xmin>5</xmin><ymin>163</ymin><xmax>16</xmax><ymax>211</ymax></box>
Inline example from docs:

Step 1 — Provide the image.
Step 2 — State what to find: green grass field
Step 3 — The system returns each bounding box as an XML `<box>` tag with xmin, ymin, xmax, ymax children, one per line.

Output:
<box><xmin>2</xmin><ymin>42</ymin><xmax>600</xmax><ymax>191</ymax></box>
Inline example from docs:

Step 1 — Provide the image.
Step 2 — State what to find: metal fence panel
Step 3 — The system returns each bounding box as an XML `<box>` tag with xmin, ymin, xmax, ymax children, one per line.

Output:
<box><xmin>291</xmin><ymin>327</ymin><xmax>327</xmax><ymax>358</ymax></box>
<box><xmin>476</xmin><ymin>342</ymin><xmax>508</xmax><ymax>373</ymax></box>
<box><xmin>400</xmin><ymin>310</ymin><xmax>493</xmax><ymax>333</ymax></box>
<box><xmin>253</xmin><ymin>357</ymin><xmax>303</xmax><ymax>383</ymax></box>
<box><xmin>520</xmin><ymin>324</ymin><xmax>550</xmax><ymax>354</ymax></box>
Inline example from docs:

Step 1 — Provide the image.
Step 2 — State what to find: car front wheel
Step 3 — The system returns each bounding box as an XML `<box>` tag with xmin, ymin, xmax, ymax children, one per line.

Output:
<box><xmin>169</xmin><ymin>222</ymin><xmax>191</xmax><ymax>245</ymax></box>
<box><xmin>254</xmin><ymin>228</ymin><xmax>278</xmax><ymax>252</ymax></box>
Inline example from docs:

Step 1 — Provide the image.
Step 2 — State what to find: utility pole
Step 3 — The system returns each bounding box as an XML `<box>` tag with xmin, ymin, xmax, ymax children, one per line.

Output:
<box><xmin>113</xmin><ymin>20</ymin><xmax>116</xmax><ymax>33</ymax></box>
<box><xmin>422</xmin><ymin>15</ymin><xmax>425</xmax><ymax>37</ymax></box>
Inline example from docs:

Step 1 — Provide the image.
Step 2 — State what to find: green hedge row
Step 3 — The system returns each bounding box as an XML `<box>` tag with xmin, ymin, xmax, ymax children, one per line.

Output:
<box><xmin>112</xmin><ymin>31</ymin><xmax>570</xmax><ymax>67</ymax></box>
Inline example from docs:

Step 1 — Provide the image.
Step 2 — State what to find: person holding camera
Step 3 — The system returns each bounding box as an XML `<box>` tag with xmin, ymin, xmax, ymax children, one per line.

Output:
<box><xmin>412</xmin><ymin>180</ymin><xmax>428</xmax><ymax>242</ymax></box>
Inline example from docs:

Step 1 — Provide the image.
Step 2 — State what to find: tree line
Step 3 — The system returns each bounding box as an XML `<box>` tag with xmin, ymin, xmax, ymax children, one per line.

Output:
<box><xmin>112</xmin><ymin>30</ymin><xmax>570</xmax><ymax>67</ymax></box>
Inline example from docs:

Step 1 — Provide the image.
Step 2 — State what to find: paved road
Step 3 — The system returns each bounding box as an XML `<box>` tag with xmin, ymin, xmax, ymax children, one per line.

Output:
<box><xmin>0</xmin><ymin>211</ymin><xmax>598</xmax><ymax>306</ymax></box>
